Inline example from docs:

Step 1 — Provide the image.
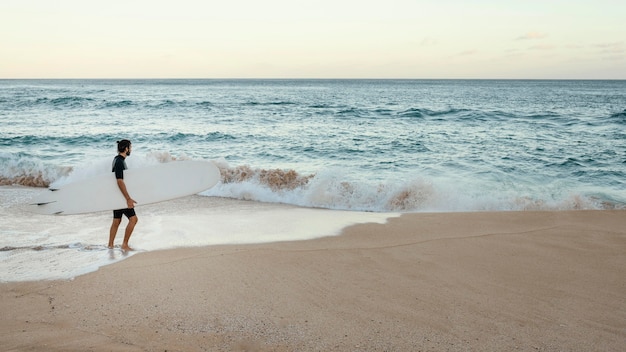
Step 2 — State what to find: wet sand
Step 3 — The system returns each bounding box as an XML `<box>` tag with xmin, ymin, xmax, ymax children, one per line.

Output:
<box><xmin>1</xmin><ymin>210</ymin><xmax>625</xmax><ymax>351</ymax></box>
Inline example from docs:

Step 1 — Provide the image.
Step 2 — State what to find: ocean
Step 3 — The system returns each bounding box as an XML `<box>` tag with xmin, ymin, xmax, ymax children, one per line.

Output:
<box><xmin>1</xmin><ymin>79</ymin><xmax>625</xmax><ymax>281</ymax></box>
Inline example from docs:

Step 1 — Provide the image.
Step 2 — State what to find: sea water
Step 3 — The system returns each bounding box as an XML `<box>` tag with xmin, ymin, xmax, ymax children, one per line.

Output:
<box><xmin>1</xmin><ymin>79</ymin><xmax>625</xmax><ymax>281</ymax></box>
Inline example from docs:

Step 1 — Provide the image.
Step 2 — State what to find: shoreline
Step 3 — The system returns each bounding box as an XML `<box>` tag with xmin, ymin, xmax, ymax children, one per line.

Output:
<box><xmin>2</xmin><ymin>210</ymin><xmax>625</xmax><ymax>351</ymax></box>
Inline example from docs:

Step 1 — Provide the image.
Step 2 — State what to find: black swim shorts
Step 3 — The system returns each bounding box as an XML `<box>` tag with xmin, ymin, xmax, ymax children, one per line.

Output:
<box><xmin>113</xmin><ymin>208</ymin><xmax>136</xmax><ymax>219</ymax></box>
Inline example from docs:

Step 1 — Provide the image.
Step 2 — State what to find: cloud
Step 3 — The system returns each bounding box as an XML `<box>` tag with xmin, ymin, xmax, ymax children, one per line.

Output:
<box><xmin>594</xmin><ymin>41</ymin><xmax>623</xmax><ymax>48</ymax></box>
<box><xmin>594</xmin><ymin>42</ymin><xmax>625</xmax><ymax>61</ymax></box>
<box><xmin>420</xmin><ymin>37</ymin><xmax>438</xmax><ymax>47</ymax></box>
<box><xmin>456</xmin><ymin>50</ymin><xmax>477</xmax><ymax>56</ymax></box>
<box><xmin>594</xmin><ymin>41</ymin><xmax>624</xmax><ymax>54</ymax></box>
<box><xmin>516</xmin><ymin>32</ymin><xmax>548</xmax><ymax>40</ymax></box>
<box><xmin>529</xmin><ymin>44</ymin><xmax>556</xmax><ymax>50</ymax></box>
<box><xmin>503</xmin><ymin>49</ymin><xmax>525</xmax><ymax>58</ymax></box>
<box><xmin>447</xmin><ymin>50</ymin><xmax>477</xmax><ymax>60</ymax></box>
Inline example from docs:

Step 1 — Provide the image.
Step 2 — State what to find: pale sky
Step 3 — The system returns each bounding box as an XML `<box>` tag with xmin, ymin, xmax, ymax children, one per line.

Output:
<box><xmin>1</xmin><ymin>0</ymin><xmax>625</xmax><ymax>79</ymax></box>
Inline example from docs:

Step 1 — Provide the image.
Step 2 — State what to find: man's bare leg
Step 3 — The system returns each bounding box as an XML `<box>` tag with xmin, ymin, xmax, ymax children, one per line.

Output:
<box><xmin>109</xmin><ymin>218</ymin><xmax>122</xmax><ymax>248</ymax></box>
<box><xmin>121</xmin><ymin>215</ymin><xmax>138</xmax><ymax>251</ymax></box>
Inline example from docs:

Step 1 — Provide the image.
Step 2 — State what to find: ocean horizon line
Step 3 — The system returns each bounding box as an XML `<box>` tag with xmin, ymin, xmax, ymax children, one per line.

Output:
<box><xmin>2</xmin><ymin>77</ymin><xmax>625</xmax><ymax>82</ymax></box>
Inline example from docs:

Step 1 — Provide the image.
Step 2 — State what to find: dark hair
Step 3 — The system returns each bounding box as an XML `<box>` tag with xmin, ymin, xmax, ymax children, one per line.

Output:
<box><xmin>117</xmin><ymin>139</ymin><xmax>131</xmax><ymax>153</ymax></box>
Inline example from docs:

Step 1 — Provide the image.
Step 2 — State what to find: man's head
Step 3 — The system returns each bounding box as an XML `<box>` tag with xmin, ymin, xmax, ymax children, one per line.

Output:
<box><xmin>117</xmin><ymin>139</ymin><xmax>132</xmax><ymax>156</ymax></box>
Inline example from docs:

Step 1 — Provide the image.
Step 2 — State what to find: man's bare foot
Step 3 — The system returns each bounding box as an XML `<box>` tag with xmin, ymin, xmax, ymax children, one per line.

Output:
<box><xmin>121</xmin><ymin>245</ymin><xmax>134</xmax><ymax>252</ymax></box>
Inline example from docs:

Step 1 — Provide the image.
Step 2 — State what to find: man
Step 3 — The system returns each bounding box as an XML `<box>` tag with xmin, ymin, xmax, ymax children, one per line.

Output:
<box><xmin>108</xmin><ymin>139</ymin><xmax>138</xmax><ymax>251</ymax></box>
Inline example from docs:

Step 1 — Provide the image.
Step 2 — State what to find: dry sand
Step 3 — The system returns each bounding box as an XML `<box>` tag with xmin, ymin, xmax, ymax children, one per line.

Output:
<box><xmin>1</xmin><ymin>210</ymin><xmax>625</xmax><ymax>351</ymax></box>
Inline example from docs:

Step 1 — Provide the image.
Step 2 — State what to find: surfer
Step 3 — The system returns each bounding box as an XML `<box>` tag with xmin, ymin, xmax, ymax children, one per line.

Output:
<box><xmin>108</xmin><ymin>139</ymin><xmax>138</xmax><ymax>251</ymax></box>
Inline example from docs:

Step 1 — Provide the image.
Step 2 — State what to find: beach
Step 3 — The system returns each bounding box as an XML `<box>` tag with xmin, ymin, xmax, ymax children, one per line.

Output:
<box><xmin>2</xmin><ymin>210</ymin><xmax>624</xmax><ymax>351</ymax></box>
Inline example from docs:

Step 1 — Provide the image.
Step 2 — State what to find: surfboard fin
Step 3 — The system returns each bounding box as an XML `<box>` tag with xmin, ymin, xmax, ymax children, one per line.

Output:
<box><xmin>31</xmin><ymin>201</ymin><xmax>58</xmax><ymax>206</ymax></box>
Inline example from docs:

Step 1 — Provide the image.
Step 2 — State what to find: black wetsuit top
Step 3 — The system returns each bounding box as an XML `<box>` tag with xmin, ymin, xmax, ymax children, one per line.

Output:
<box><xmin>112</xmin><ymin>155</ymin><xmax>127</xmax><ymax>179</ymax></box>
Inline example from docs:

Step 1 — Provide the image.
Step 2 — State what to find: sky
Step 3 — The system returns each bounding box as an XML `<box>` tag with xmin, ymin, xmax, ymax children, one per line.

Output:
<box><xmin>1</xmin><ymin>0</ymin><xmax>625</xmax><ymax>79</ymax></box>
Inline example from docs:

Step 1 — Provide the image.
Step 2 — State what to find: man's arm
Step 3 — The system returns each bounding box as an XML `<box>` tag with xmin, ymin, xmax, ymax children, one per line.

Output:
<box><xmin>117</xmin><ymin>178</ymin><xmax>137</xmax><ymax>208</ymax></box>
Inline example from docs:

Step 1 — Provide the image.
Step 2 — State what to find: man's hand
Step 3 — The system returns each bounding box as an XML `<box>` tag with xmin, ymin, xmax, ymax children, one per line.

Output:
<box><xmin>126</xmin><ymin>197</ymin><xmax>137</xmax><ymax>209</ymax></box>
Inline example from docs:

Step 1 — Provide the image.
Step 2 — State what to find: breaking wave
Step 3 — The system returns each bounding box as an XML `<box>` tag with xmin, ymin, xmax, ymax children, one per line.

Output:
<box><xmin>207</xmin><ymin>160</ymin><xmax>622</xmax><ymax>212</ymax></box>
<box><xmin>1</xmin><ymin>152</ymin><xmax>623</xmax><ymax>212</ymax></box>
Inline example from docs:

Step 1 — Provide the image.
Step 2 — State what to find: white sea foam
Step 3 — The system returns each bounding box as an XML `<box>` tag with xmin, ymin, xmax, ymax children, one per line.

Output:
<box><xmin>204</xmin><ymin>159</ymin><xmax>622</xmax><ymax>212</ymax></box>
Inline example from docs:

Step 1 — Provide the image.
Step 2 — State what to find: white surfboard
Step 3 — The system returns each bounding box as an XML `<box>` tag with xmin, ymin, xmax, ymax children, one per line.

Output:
<box><xmin>30</xmin><ymin>160</ymin><xmax>221</xmax><ymax>215</ymax></box>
